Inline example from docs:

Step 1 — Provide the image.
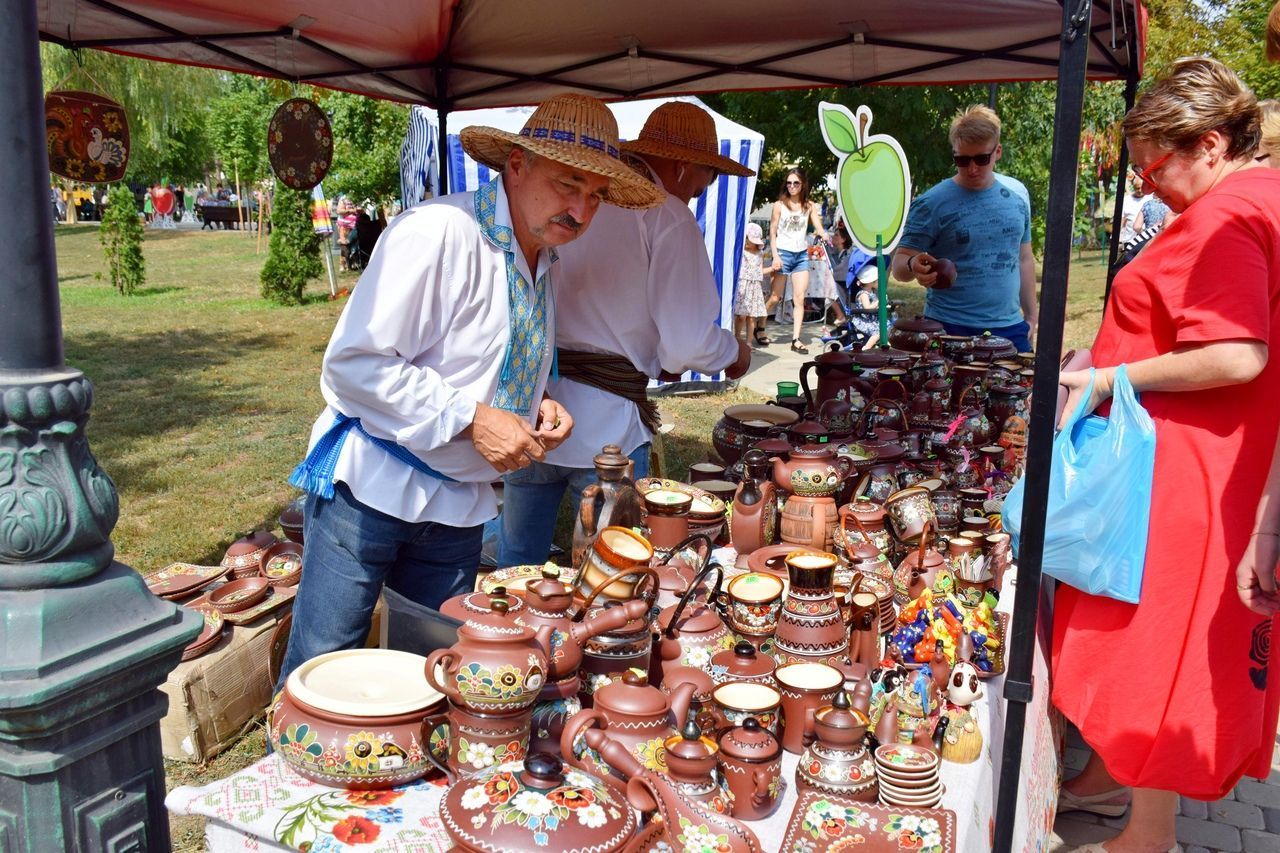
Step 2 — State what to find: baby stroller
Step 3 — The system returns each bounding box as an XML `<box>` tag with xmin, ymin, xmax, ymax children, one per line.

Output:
<box><xmin>820</xmin><ymin>254</ymin><xmax>899</xmax><ymax>351</ymax></box>
<box><xmin>344</xmin><ymin>212</ymin><xmax>384</xmax><ymax>272</ymax></box>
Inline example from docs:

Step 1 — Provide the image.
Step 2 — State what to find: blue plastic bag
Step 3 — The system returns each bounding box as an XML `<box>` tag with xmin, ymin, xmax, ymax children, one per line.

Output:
<box><xmin>1001</xmin><ymin>365</ymin><xmax>1156</xmax><ymax>603</ymax></box>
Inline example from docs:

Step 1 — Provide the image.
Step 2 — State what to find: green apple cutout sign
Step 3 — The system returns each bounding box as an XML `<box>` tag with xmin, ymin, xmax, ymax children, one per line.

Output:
<box><xmin>819</xmin><ymin>102</ymin><xmax>911</xmax><ymax>345</ymax></box>
<box><xmin>819</xmin><ymin>102</ymin><xmax>911</xmax><ymax>255</ymax></box>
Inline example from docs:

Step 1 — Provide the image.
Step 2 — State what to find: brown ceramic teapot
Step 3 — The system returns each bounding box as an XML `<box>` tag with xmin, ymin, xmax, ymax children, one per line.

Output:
<box><xmin>651</xmin><ymin>533</ymin><xmax>715</xmax><ymax>610</ymax></box>
<box><xmin>655</xmin><ymin>558</ymin><xmax>733</xmax><ymax>680</ymax></box>
<box><xmin>771</xmin><ymin>440</ymin><xmax>854</xmax><ymax>497</ymax></box>
<box><xmin>716</xmin><ymin>716</ymin><xmax>784</xmax><ymax>822</ymax></box>
<box><xmin>893</xmin><ymin>523</ymin><xmax>948</xmax><ymax>606</ymax></box>
<box><xmin>661</xmin><ymin>719</ymin><xmax>731</xmax><ymax>814</ymax></box>
<box><xmin>424</xmin><ymin>597</ymin><xmax>554</xmax><ymax>714</ymax></box>
<box><xmin>796</xmin><ymin>691</ymin><xmax>878</xmax><ymax>801</ymax></box>
<box><xmin>561</xmin><ymin>670</ymin><xmax>697</xmax><ymax>779</ymax></box>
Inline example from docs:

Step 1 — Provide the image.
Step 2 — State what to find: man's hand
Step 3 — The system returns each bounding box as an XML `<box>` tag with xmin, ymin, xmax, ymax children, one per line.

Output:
<box><xmin>908</xmin><ymin>251</ymin><xmax>939</xmax><ymax>288</ymax></box>
<box><xmin>1026</xmin><ymin>316</ymin><xmax>1039</xmax><ymax>351</ymax></box>
<box><xmin>535</xmin><ymin>397</ymin><xmax>573</xmax><ymax>452</ymax></box>
<box><xmin>724</xmin><ymin>339</ymin><xmax>753</xmax><ymax>380</ymax></box>
<box><xmin>464</xmin><ymin>402</ymin><xmax>546</xmax><ymax>473</ymax></box>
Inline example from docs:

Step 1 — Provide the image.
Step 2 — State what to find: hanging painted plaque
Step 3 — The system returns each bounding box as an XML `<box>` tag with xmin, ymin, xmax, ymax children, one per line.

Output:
<box><xmin>267</xmin><ymin>98</ymin><xmax>333</xmax><ymax>190</ymax></box>
<box><xmin>45</xmin><ymin>90</ymin><xmax>130</xmax><ymax>183</ymax></box>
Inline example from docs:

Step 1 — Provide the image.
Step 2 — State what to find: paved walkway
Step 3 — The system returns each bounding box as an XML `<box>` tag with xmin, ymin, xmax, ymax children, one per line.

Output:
<box><xmin>736</xmin><ymin>314</ymin><xmax>843</xmax><ymax>399</ymax></box>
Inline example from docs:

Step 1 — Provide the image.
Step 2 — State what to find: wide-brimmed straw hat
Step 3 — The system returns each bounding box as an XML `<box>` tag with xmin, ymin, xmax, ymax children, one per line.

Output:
<box><xmin>621</xmin><ymin>101</ymin><xmax>755</xmax><ymax>178</ymax></box>
<box><xmin>460</xmin><ymin>94</ymin><xmax>663</xmax><ymax>209</ymax></box>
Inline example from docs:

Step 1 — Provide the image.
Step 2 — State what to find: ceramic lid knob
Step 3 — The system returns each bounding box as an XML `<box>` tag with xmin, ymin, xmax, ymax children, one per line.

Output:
<box><xmin>541</xmin><ymin>565</ymin><xmax>561</xmax><ymax>580</ymax></box>
<box><xmin>521</xmin><ymin>753</ymin><xmax>565</xmax><ymax>790</ymax></box>
<box><xmin>490</xmin><ymin>596</ymin><xmax>510</xmax><ymax>615</ymax></box>
<box><xmin>733</xmin><ymin>640</ymin><xmax>756</xmax><ymax>660</ymax></box>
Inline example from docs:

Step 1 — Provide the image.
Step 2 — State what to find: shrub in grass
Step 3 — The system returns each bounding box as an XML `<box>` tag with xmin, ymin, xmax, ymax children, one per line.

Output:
<box><xmin>99</xmin><ymin>184</ymin><xmax>145</xmax><ymax>295</ymax></box>
<box><xmin>260</xmin><ymin>186</ymin><xmax>322</xmax><ymax>304</ymax></box>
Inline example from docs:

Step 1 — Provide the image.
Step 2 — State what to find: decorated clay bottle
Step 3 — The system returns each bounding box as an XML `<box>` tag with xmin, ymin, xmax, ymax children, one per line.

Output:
<box><xmin>572</xmin><ymin>444</ymin><xmax>645</xmax><ymax>569</ymax></box>
<box><xmin>731</xmin><ymin>449</ymin><xmax>778</xmax><ymax>557</ymax></box>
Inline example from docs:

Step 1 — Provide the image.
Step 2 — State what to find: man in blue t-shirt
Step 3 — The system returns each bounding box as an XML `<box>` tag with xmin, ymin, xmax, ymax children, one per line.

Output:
<box><xmin>890</xmin><ymin>105</ymin><xmax>1038</xmax><ymax>352</ymax></box>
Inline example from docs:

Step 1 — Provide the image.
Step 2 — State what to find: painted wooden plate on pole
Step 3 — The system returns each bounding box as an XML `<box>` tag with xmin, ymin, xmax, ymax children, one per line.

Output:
<box><xmin>267</xmin><ymin>98</ymin><xmax>333</xmax><ymax>190</ymax></box>
<box><xmin>45</xmin><ymin>90</ymin><xmax>130</xmax><ymax>183</ymax></box>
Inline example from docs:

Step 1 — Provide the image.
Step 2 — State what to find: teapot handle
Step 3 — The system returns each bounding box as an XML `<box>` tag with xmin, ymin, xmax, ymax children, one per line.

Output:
<box><xmin>873</xmin><ymin>377</ymin><xmax>908</xmax><ymax>402</ymax></box>
<box><xmin>798</xmin><ymin>360</ymin><xmax>818</xmax><ymax>411</ymax></box>
<box><xmin>574</xmin><ymin>565</ymin><xmax>660</xmax><ymax>622</ymax></box>
<box><xmin>654</xmin><ymin>533</ymin><xmax>713</xmax><ymax>574</ymax></box>
<box><xmin>424</xmin><ymin>649</ymin><xmax>462</xmax><ymax>704</ymax></box>
<box><xmin>421</xmin><ymin>712</ymin><xmax>456</xmax><ymax>784</ymax></box>
<box><xmin>664</xmin><ymin>554</ymin><xmax>725</xmax><ymax>640</ymax></box>
<box><xmin>875</xmin><ymin>397</ymin><xmax>910</xmax><ymax>432</ymax></box>
<box><xmin>559</xmin><ymin>707</ymin><xmax>609</xmax><ymax>774</ymax></box>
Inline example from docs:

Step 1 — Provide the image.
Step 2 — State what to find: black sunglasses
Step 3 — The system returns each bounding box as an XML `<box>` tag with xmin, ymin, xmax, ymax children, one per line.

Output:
<box><xmin>953</xmin><ymin>148</ymin><xmax>997</xmax><ymax>167</ymax></box>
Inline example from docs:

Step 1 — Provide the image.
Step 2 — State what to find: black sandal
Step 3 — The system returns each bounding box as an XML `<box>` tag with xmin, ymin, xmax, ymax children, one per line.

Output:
<box><xmin>790</xmin><ymin>339</ymin><xmax>809</xmax><ymax>354</ymax></box>
<box><xmin>754</xmin><ymin>331</ymin><xmax>771</xmax><ymax>346</ymax></box>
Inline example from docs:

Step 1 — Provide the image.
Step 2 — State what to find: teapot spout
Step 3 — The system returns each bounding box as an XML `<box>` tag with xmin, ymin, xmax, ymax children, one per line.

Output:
<box><xmin>667</xmin><ymin>680</ymin><xmax>699</xmax><ymax>727</ymax></box>
<box><xmin>770</xmin><ymin>456</ymin><xmax>789</xmax><ymax>491</ymax></box>
<box><xmin>570</xmin><ymin>597</ymin><xmax>649</xmax><ymax>647</ymax></box>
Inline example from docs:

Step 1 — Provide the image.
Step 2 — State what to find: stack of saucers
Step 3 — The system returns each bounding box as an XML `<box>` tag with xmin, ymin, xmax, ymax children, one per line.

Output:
<box><xmin>874</xmin><ymin>743</ymin><xmax>943</xmax><ymax>809</ymax></box>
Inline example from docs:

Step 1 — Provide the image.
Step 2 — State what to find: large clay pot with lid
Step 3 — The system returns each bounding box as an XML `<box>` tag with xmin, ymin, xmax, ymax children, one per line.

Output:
<box><xmin>437</xmin><ymin>752</ymin><xmax>638</xmax><ymax>853</ymax></box>
<box><xmin>425</xmin><ymin>597</ymin><xmax>554</xmax><ymax>714</ymax></box>
<box><xmin>561</xmin><ymin>670</ymin><xmax>698</xmax><ymax>779</ymax></box>
<box><xmin>771</xmin><ymin>439</ymin><xmax>853</xmax><ymax>498</ymax></box>
<box><xmin>888</xmin><ymin>315</ymin><xmax>944</xmax><ymax>353</ymax></box>
<box><xmin>572</xmin><ymin>444</ymin><xmax>644</xmax><ymax>570</ymax></box>
<box><xmin>786</xmin><ymin>413</ymin><xmax>830</xmax><ymax>447</ymax></box>
<box><xmin>796</xmin><ymin>691</ymin><xmax>878</xmax><ymax>801</ymax></box>
<box><xmin>268</xmin><ymin>648</ymin><xmax>445</xmax><ymax>789</ymax></box>
<box><xmin>986</xmin><ymin>382</ymin><xmax>1032</xmax><ymax>433</ymax></box>
<box><xmin>973</xmin><ymin>331</ymin><xmax>1018</xmax><ymax>362</ymax></box>
<box><xmin>710</xmin><ymin>640</ymin><xmax>778</xmax><ymax>686</ymax></box>
<box><xmin>731</xmin><ymin>449</ymin><xmax>779</xmax><ymax>557</ymax></box>
<box><xmin>716</xmin><ymin>716</ymin><xmax>784</xmax><ymax>821</ymax></box>
<box><xmin>441</xmin><ymin>587</ymin><xmax>526</xmax><ymax>623</ymax></box>
<box><xmin>712</xmin><ymin>404</ymin><xmax>799</xmax><ymax>466</ymax></box>
<box><xmin>655</xmin><ymin>558</ymin><xmax>733</xmax><ymax>680</ymax></box>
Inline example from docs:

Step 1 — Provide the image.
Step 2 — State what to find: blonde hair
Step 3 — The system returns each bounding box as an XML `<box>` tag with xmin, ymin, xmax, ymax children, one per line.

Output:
<box><xmin>949</xmin><ymin>105</ymin><xmax>1001</xmax><ymax>148</ymax></box>
<box><xmin>1122</xmin><ymin>57</ymin><xmax>1260</xmax><ymax>159</ymax></box>
<box><xmin>1261</xmin><ymin>100</ymin><xmax>1280</xmax><ymax>160</ymax></box>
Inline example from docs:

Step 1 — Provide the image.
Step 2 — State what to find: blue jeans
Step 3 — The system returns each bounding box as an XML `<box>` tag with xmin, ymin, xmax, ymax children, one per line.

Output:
<box><xmin>486</xmin><ymin>444</ymin><xmax>650</xmax><ymax>568</ymax></box>
<box><xmin>937</xmin><ymin>319</ymin><xmax>1033</xmax><ymax>353</ymax></box>
<box><xmin>274</xmin><ymin>482</ymin><xmax>482</xmax><ymax>694</ymax></box>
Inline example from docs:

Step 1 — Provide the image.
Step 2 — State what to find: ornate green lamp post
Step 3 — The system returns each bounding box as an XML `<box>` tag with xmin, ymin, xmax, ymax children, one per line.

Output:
<box><xmin>0</xmin><ymin>0</ymin><xmax>201</xmax><ymax>848</ymax></box>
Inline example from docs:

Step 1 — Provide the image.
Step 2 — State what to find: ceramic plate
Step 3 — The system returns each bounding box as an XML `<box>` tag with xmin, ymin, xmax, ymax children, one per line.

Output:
<box><xmin>745</xmin><ymin>543</ymin><xmax>800</xmax><ymax>577</ymax></box>
<box><xmin>874</xmin><ymin>743</ymin><xmax>940</xmax><ymax>774</ymax></box>
<box><xmin>780</xmin><ymin>789</ymin><xmax>956</xmax><ymax>853</ymax></box>
<box><xmin>479</xmin><ymin>564</ymin><xmax>550</xmax><ymax>595</ymax></box>
<box><xmin>180</xmin><ymin>608</ymin><xmax>226</xmax><ymax>662</ymax></box>
<box><xmin>146</xmin><ymin>562</ymin><xmax>230</xmax><ymax>599</ymax></box>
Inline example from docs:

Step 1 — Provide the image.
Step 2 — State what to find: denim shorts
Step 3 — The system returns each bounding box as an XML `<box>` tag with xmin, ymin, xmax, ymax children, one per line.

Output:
<box><xmin>775</xmin><ymin>248</ymin><xmax>810</xmax><ymax>275</ymax></box>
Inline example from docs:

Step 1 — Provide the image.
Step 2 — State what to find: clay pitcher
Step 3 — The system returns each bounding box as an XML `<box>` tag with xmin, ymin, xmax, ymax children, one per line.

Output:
<box><xmin>572</xmin><ymin>444</ymin><xmax>644</xmax><ymax>570</ymax></box>
<box><xmin>731</xmin><ymin>449</ymin><xmax>779</xmax><ymax>557</ymax></box>
<box><xmin>772</xmin><ymin>550</ymin><xmax>849</xmax><ymax>666</ymax></box>
<box><xmin>799</xmin><ymin>345</ymin><xmax>861</xmax><ymax>412</ymax></box>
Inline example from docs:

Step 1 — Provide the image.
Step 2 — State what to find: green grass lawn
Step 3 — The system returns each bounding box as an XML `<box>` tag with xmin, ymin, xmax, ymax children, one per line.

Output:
<box><xmin>50</xmin><ymin>223</ymin><xmax>1110</xmax><ymax>848</ymax></box>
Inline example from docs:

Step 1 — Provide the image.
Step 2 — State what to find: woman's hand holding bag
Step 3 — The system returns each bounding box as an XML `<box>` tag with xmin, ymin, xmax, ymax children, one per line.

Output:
<box><xmin>1002</xmin><ymin>365</ymin><xmax>1157</xmax><ymax>604</ymax></box>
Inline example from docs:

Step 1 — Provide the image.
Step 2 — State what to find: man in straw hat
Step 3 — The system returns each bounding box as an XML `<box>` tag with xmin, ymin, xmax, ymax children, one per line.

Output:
<box><xmin>490</xmin><ymin>99</ymin><xmax>754</xmax><ymax>568</ymax></box>
<box><xmin>277</xmin><ymin>94</ymin><xmax>662</xmax><ymax>690</ymax></box>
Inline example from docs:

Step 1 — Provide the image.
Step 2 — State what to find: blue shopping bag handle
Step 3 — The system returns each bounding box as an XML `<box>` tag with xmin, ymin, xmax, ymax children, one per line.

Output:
<box><xmin>1059</xmin><ymin>367</ymin><xmax>1097</xmax><ymax>434</ymax></box>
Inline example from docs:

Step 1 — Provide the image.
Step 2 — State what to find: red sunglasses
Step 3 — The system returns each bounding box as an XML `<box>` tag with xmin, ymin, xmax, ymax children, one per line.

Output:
<box><xmin>1131</xmin><ymin>151</ymin><xmax>1174</xmax><ymax>192</ymax></box>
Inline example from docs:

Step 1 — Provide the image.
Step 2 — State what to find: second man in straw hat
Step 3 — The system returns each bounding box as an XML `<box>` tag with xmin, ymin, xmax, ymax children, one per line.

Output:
<box><xmin>277</xmin><ymin>93</ymin><xmax>662</xmax><ymax>691</ymax></box>
<box><xmin>491</xmin><ymin>100</ymin><xmax>755</xmax><ymax>567</ymax></box>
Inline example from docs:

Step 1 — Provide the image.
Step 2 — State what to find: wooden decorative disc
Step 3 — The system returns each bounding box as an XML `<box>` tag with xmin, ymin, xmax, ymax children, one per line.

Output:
<box><xmin>45</xmin><ymin>90</ymin><xmax>130</xmax><ymax>183</ymax></box>
<box><xmin>267</xmin><ymin>98</ymin><xmax>333</xmax><ymax>190</ymax></box>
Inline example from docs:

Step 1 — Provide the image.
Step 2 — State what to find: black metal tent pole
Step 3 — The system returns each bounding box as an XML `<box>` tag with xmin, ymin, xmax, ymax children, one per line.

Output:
<box><xmin>991</xmin><ymin>1</ymin><xmax>1093</xmax><ymax>849</ymax></box>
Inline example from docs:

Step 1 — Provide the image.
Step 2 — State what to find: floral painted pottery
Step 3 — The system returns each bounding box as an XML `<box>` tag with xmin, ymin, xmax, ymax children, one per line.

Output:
<box><xmin>572</xmin><ymin>445</ymin><xmax>644</xmax><ymax>571</ymax></box>
<box><xmin>973</xmin><ymin>331</ymin><xmax>1018</xmax><ymax>363</ymax></box>
<box><xmin>576</xmin><ymin>526</ymin><xmax>654</xmax><ymax>600</ymax></box>
<box><xmin>655</xmin><ymin>560</ymin><xmax>733</xmax><ymax>680</ymax></box>
<box><xmin>929</xmin><ymin>489</ymin><xmax>963</xmax><ymax>532</ymax></box>
<box><xmin>663</xmin><ymin>720</ymin><xmax>731</xmax><ymax>814</ymax></box>
<box><xmin>730</xmin><ymin>449</ymin><xmax>779</xmax><ymax>557</ymax></box>
<box><xmin>269</xmin><ymin>648</ymin><xmax>444</xmax><ymax>789</ymax></box>
<box><xmin>425</xmin><ymin>702</ymin><xmax>532</xmax><ymax>778</ymax></box>
<box><xmin>180</xmin><ymin>607</ymin><xmax>225</xmax><ymax>662</ymax></box>
<box><xmin>773</xmin><ymin>550</ymin><xmax>849</xmax><ymax>666</ymax></box>
<box><xmin>440</xmin><ymin>588</ymin><xmax>527</xmax><ymax>624</ymax></box>
<box><xmin>887</xmin><ymin>316</ymin><xmax>944</xmax><ymax>353</ymax></box>
<box><xmin>836</xmin><ymin>500</ymin><xmax>894</xmax><ymax>560</ymax></box>
<box><xmin>723</xmin><ymin>572</ymin><xmax>785</xmax><ymax>638</ymax></box>
<box><xmin>267</xmin><ymin>98</ymin><xmax>333</xmax><ymax>190</ymax></box>
<box><xmin>779</xmin><ymin>494</ymin><xmax>840</xmax><ymax>551</ymax></box>
<box><xmin>529</xmin><ymin>674</ymin><xmax>584</xmax><ymax>757</ymax></box>
<box><xmin>936</xmin><ymin>333</ymin><xmax>976</xmax><ymax>363</ymax></box>
<box><xmin>986</xmin><ymin>382</ymin><xmax>1031</xmax><ymax>434</ymax></box>
<box><xmin>716</xmin><ymin>716</ymin><xmax>784</xmax><ymax>821</ymax></box>
<box><xmin>516</xmin><ymin>566</ymin><xmax>649</xmax><ymax>682</ymax></box>
<box><xmin>853</xmin><ymin>462</ymin><xmax>899</xmax><ymax>504</ymax></box>
<box><xmin>856</xmin><ymin>396</ymin><xmax>910</xmax><ymax>437</ymax></box>
<box><xmin>577</xmin><ymin>596</ymin><xmax>657</xmax><ymax>704</ymax></box>
<box><xmin>221</xmin><ymin>530</ymin><xmax>279</xmax><ymax>579</ymax></box>
<box><xmin>894</xmin><ymin>526</ymin><xmax>948</xmax><ymax>606</ymax></box>
<box><xmin>208</xmin><ymin>576</ymin><xmax>270</xmax><ymax>613</ymax></box>
<box><xmin>771</xmin><ymin>440</ymin><xmax>853</xmax><ymax>498</ymax></box>
<box><xmin>713</xmin><ymin>404</ymin><xmax>799</xmax><ymax>466</ymax></box>
<box><xmin>438</xmin><ymin>753</ymin><xmax>637</xmax><ymax>853</ymax></box>
<box><xmin>642</xmin><ymin>488</ymin><xmax>692</xmax><ymax>552</ymax></box>
<box><xmin>883</xmin><ymin>486</ymin><xmax>937</xmax><ymax>545</ymax></box>
<box><xmin>258</xmin><ymin>541</ymin><xmax>303</xmax><ymax>586</ymax></box>
<box><xmin>709</xmin><ymin>681</ymin><xmax>782</xmax><ymax>736</ymax></box>
<box><xmin>561</xmin><ymin>670</ymin><xmax>697</xmax><ymax>780</ymax></box>
<box><xmin>45</xmin><ymin>89</ymin><xmax>130</xmax><ymax>183</ymax></box>
<box><xmin>709</xmin><ymin>640</ymin><xmax>777</xmax><ymax>686</ymax></box>
<box><xmin>796</xmin><ymin>691</ymin><xmax>877</xmax><ymax>802</ymax></box>
<box><xmin>817</xmin><ymin>386</ymin><xmax>868</xmax><ymax>436</ymax></box>
<box><xmin>799</xmin><ymin>345</ymin><xmax>869</xmax><ymax>412</ymax></box>
<box><xmin>780</xmin><ymin>790</ymin><xmax>957</xmax><ymax>853</ymax></box>
<box><xmin>775</xmin><ymin>662</ymin><xmax>844</xmax><ymax>755</ymax></box>
<box><xmin>652</xmin><ymin>533</ymin><xmax>715</xmax><ymax>610</ymax></box>
<box><xmin>425</xmin><ymin>597</ymin><xmax>553</xmax><ymax>714</ymax></box>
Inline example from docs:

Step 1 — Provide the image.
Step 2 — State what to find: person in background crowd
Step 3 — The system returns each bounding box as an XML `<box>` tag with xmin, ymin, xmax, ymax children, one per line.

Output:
<box><xmin>275</xmin><ymin>93</ymin><xmax>662</xmax><ymax>692</ymax></box>
<box><xmin>766</xmin><ymin>167</ymin><xmax>829</xmax><ymax>353</ymax></box>
<box><xmin>215</xmin><ymin>182</ymin><xmax>230</xmax><ymax>201</ymax></box>
<box><xmin>734</xmin><ymin>222</ymin><xmax>769</xmax><ymax>346</ymax></box>
<box><xmin>890</xmin><ymin>105</ymin><xmax>1037</xmax><ymax>353</ymax></box>
<box><xmin>489</xmin><ymin>100</ymin><xmax>752</xmax><ymax>568</ymax></box>
<box><xmin>1054</xmin><ymin>58</ymin><xmax>1280</xmax><ymax>853</ymax></box>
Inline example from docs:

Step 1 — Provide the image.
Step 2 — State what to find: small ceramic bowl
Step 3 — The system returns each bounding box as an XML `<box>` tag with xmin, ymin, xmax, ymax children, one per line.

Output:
<box><xmin>279</xmin><ymin>497</ymin><xmax>305</xmax><ymax>544</ymax></box>
<box><xmin>208</xmin><ymin>576</ymin><xmax>271</xmax><ymax>613</ymax></box>
<box><xmin>222</xmin><ymin>531</ymin><xmax>279</xmax><ymax>579</ymax></box>
<box><xmin>260</xmin><ymin>541</ymin><xmax>304</xmax><ymax>586</ymax></box>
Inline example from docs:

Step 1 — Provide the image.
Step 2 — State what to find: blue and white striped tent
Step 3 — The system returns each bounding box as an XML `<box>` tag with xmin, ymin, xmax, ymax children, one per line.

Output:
<box><xmin>400</xmin><ymin>97</ymin><xmax>764</xmax><ymax>381</ymax></box>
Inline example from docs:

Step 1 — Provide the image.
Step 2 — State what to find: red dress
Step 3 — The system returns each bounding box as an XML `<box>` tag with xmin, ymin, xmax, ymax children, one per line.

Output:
<box><xmin>1051</xmin><ymin>169</ymin><xmax>1280</xmax><ymax>800</ymax></box>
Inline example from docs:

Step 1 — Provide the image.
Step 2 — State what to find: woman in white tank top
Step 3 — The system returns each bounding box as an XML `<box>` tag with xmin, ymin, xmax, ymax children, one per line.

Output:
<box><xmin>766</xmin><ymin>168</ymin><xmax>829</xmax><ymax>353</ymax></box>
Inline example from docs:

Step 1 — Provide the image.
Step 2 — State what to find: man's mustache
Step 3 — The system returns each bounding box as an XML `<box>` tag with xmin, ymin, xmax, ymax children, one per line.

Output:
<box><xmin>550</xmin><ymin>213</ymin><xmax>583</xmax><ymax>232</ymax></box>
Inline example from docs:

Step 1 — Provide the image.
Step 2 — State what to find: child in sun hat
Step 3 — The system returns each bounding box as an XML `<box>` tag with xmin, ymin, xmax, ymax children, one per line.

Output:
<box><xmin>734</xmin><ymin>222</ymin><xmax>769</xmax><ymax>345</ymax></box>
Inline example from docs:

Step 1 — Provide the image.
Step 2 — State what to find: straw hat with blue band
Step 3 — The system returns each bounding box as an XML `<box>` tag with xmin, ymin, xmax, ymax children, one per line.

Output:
<box><xmin>460</xmin><ymin>93</ymin><xmax>664</xmax><ymax>210</ymax></box>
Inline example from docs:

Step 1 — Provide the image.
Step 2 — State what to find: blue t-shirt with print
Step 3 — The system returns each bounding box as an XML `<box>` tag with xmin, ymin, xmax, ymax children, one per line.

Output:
<box><xmin>899</xmin><ymin>174</ymin><xmax>1031</xmax><ymax>327</ymax></box>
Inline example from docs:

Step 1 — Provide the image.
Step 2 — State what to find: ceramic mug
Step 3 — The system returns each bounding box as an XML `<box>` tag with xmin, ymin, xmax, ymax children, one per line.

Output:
<box><xmin>883</xmin><ymin>486</ymin><xmax>937</xmax><ymax>544</ymax></box>
<box><xmin>774</xmin><ymin>661</ymin><xmax>844</xmax><ymax>754</ymax></box>
<box><xmin>424</xmin><ymin>702</ymin><xmax>533</xmax><ymax>779</ymax></box>
<box><xmin>644</xmin><ymin>489</ymin><xmax>693</xmax><ymax>552</ymax></box>
<box><xmin>578</xmin><ymin>526</ymin><xmax>655</xmax><ymax>600</ymax></box>
<box><xmin>723</xmin><ymin>572</ymin><xmax>785</xmax><ymax>637</ymax></box>
<box><xmin>709</xmin><ymin>681</ymin><xmax>782</xmax><ymax>735</ymax></box>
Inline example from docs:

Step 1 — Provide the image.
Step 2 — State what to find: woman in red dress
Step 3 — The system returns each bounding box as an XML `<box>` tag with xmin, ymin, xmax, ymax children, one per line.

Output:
<box><xmin>1054</xmin><ymin>58</ymin><xmax>1280</xmax><ymax>853</ymax></box>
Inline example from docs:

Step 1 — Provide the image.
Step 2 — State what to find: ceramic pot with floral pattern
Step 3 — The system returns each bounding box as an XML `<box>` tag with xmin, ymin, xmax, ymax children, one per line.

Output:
<box><xmin>722</xmin><ymin>571</ymin><xmax>785</xmax><ymax>638</ymax></box>
<box><xmin>709</xmin><ymin>640</ymin><xmax>777</xmax><ymax>686</ymax></box>
<box><xmin>654</xmin><ymin>559</ymin><xmax>734</xmax><ymax>680</ymax></box>
<box><xmin>425</xmin><ymin>597</ymin><xmax>553</xmax><ymax>715</ymax></box>
<box><xmin>716</xmin><ymin>716</ymin><xmax>784</xmax><ymax>821</ymax></box>
<box><xmin>772</xmin><ymin>550</ymin><xmax>849</xmax><ymax>666</ymax></box>
<box><xmin>424</xmin><ymin>702</ymin><xmax>532</xmax><ymax>778</ymax></box>
<box><xmin>269</xmin><ymin>649</ymin><xmax>444</xmax><ymax>789</ymax></box>
<box><xmin>662</xmin><ymin>720</ymin><xmax>732</xmax><ymax>815</ymax></box>
<box><xmin>438</xmin><ymin>753</ymin><xmax>637</xmax><ymax>853</ymax></box>
<box><xmin>796</xmin><ymin>691</ymin><xmax>878</xmax><ymax>801</ymax></box>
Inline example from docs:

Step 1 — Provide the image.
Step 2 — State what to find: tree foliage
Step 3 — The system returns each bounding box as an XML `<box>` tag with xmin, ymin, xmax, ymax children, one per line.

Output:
<box><xmin>99</xmin><ymin>185</ymin><xmax>145</xmax><ymax>295</ymax></box>
<box><xmin>260</xmin><ymin>187</ymin><xmax>322</xmax><ymax>304</ymax></box>
<box><xmin>318</xmin><ymin>91</ymin><xmax>408</xmax><ymax>207</ymax></box>
<box><xmin>206</xmin><ymin>76</ymin><xmax>279</xmax><ymax>190</ymax></box>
